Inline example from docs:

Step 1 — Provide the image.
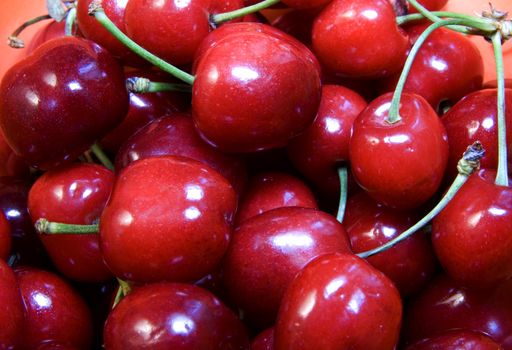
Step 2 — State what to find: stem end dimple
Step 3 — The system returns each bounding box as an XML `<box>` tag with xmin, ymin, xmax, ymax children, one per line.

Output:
<box><xmin>126</xmin><ymin>77</ymin><xmax>151</xmax><ymax>93</ymax></box>
<box><xmin>35</xmin><ymin>218</ymin><xmax>49</xmax><ymax>234</ymax></box>
<box><xmin>457</xmin><ymin>141</ymin><xmax>485</xmax><ymax>176</ymax></box>
<box><xmin>88</xmin><ymin>0</ymin><xmax>103</xmax><ymax>16</ymax></box>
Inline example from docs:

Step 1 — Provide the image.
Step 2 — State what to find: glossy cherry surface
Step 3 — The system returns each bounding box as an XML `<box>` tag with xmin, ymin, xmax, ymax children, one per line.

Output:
<box><xmin>192</xmin><ymin>26</ymin><xmax>321</xmax><ymax>152</ymax></box>
<box><xmin>432</xmin><ymin>169</ymin><xmax>512</xmax><ymax>287</ymax></box>
<box><xmin>223</xmin><ymin>207</ymin><xmax>352</xmax><ymax>328</ymax></box>
<box><xmin>349</xmin><ymin>92</ymin><xmax>448</xmax><ymax>209</ymax></box>
<box><xmin>26</xmin><ymin>20</ymin><xmax>68</xmax><ymax>54</ymax></box>
<box><xmin>312</xmin><ymin>0</ymin><xmax>408</xmax><ymax>78</ymax></box>
<box><xmin>405</xmin><ymin>330</ymin><xmax>503</xmax><ymax>350</ymax></box>
<box><xmin>28</xmin><ymin>163</ymin><xmax>114</xmax><ymax>282</ymax></box>
<box><xmin>100</xmin><ymin>156</ymin><xmax>237</xmax><ymax>283</ymax></box>
<box><xmin>251</xmin><ymin>328</ymin><xmax>274</xmax><ymax>350</ymax></box>
<box><xmin>274</xmin><ymin>253</ymin><xmax>402</xmax><ymax>350</ymax></box>
<box><xmin>0</xmin><ymin>211</ymin><xmax>10</xmax><ymax>260</ymax></box>
<box><xmin>104</xmin><ymin>283</ymin><xmax>250</xmax><ymax>349</ymax></box>
<box><xmin>0</xmin><ymin>36</ymin><xmax>128</xmax><ymax>169</ymax></box>
<box><xmin>0</xmin><ymin>260</ymin><xmax>24</xmax><ymax>349</ymax></box>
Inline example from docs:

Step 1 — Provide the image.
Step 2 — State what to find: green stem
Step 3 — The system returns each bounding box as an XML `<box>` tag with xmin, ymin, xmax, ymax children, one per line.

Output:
<box><xmin>387</xmin><ymin>18</ymin><xmax>467</xmax><ymax>124</ymax></box>
<box><xmin>396</xmin><ymin>11</ymin><xmax>489</xmax><ymax>34</ymax></box>
<box><xmin>211</xmin><ymin>0</ymin><xmax>280</xmax><ymax>25</ymax></box>
<box><xmin>126</xmin><ymin>77</ymin><xmax>192</xmax><ymax>93</ymax></box>
<box><xmin>112</xmin><ymin>278</ymin><xmax>132</xmax><ymax>308</ymax></box>
<box><xmin>90</xmin><ymin>143</ymin><xmax>114</xmax><ymax>171</ymax></box>
<box><xmin>65</xmin><ymin>7</ymin><xmax>77</xmax><ymax>36</ymax></box>
<box><xmin>7</xmin><ymin>14</ymin><xmax>52</xmax><ymax>48</ymax></box>
<box><xmin>89</xmin><ymin>1</ymin><xmax>195</xmax><ymax>85</ymax></box>
<box><xmin>492</xmin><ymin>31</ymin><xmax>509</xmax><ymax>187</ymax></box>
<box><xmin>336</xmin><ymin>167</ymin><xmax>348</xmax><ymax>224</ymax></box>
<box><xmin>35</xmin><ymin>218</ymin><xmax>99</xmax><ymax>234</ymax></box>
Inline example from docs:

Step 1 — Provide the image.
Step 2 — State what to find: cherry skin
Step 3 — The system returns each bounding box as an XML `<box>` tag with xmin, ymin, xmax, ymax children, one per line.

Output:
<box><xmin>28</xmin><ymin>163</ymin><xmax>114</xmax><ymax>282</ymax></box>
<box><xmin>192</xmin><ymin>25</ymin><xmax>321</xmax><ymax>152</ymax></box>
<box><xmin>251</xmin><ymin>328</ymin><xmax>274</xmax><ymax>350</ymax></box>
<box><xmin>0</xmin><ymin>259</ymin><xmax>24</xmax><ymax>349</ymax></box>
<box><xmin>270</xmin><ymin>9</ymin><xmax>320</xmax><ymax>47</ymax></box>
<box><xmin>26</xmin><ymin>20</ymin><xmax>68</xmax><ymax>54</ymax></box>
<box><xmin>223</xmin><ymin>207</ymin><xmax>352</xmax><ymax>328</ymax></box>
<box><xmin>15</xmin><ymin>267</ymin><xmax>93</xmax><ymax>350</ymax></box>
<box><xmin>0</xmin><ymin>36</ymin><xmax>129</xmax><ymax>169</ymax></box>
<box><xmin>349</xmin><ymin>92</ymin><xmax>449</xmax><ymax>209</ymax></box>
<box><xmin>409</xmin><ymin>0</ymin><xmax>448</xmax><ymax>12</ymax></box>
<box><xmin>274</xmin><ymin>253</ymin><xmax>402</xmax><ymax>350</ymax></box>
<box><xmin>0</xmin><ymin>211</ymin><xmax>11</xmax><ymax>260</ymax></box>
<box><xmin>432</xmin><ymin>169</ymin><xmax>512</xmax><ymax>287</ymax></box>
<box><xmin>115</xmin><ymin>114</ymin><xmax>248</xmax><ymax>196</ymax></box>
<box><xmin>0</xmin><ymin>132</ymin><xmax>29</xmax><ymax>178</ymax></box>
<box><xmin>100</xmin><ymin>156</ymin><xmax>237</xmax><ymax>283</ymax></box>
<box><xmin>405</xmin><ymin>330</ymin><xmax>503</xmax><ymax>350</ymax></box>
<box><xmin>103</xmin><ymin>283</ymin><xmax>250</xmax><ymax>349</ymax></box>
<box><xmin>312</xmin><ymin>0</ymin><xmax>408</xmax><ymax>78</ymax></box>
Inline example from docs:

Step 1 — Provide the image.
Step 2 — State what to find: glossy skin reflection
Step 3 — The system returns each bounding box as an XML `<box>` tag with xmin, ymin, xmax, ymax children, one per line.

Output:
<box><xmin>104</xmin><ymin>283</ymin><xmax>250</xmax><ymax>349</ymax></box>
<box><xmin>274</xmin><ymin>253</ymin><xmax>402</xmax><ymax>350</ymax></box>
<box><xmin>405</xmin><ymin>330</ymin><xmax>503</xmax><ymax>350</ymax></box>
<box><xmin>100</xmin><ymin>156</ymin><xmax>237</xmax><ymax>283</ymax></box>
<box><xmin>0</xmin><ymin>260</ymin><xmax>24</xmax><ymax>349</ymax></box>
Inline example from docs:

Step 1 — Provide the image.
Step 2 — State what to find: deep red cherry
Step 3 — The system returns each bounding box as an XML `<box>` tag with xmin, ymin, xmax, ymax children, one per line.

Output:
<box><xmin>408</xmin><ymin>0</ymin><xmax>449</xmax><ymax>12</ymax></box>
<box><xmin>441</xmin><ymin>89</ymin><xmax>512</xmax><ymax>181</ymax></box>
<box><xmin>405</xmin><ymin>330</ymin><xmax>503</xmax><ymax>350</ymax></box>
<box><xmin>344</xmin><ymin>191</ymin><xmax>437</xmax><ymax>296</ymax></box>
<box><xmin>100</xmin><ymin>156</ymin><xmax>237</xmax><ymax>283</ymax></box>
<box><xmin>28</xmin><ymin>163</ymin><xmax>114</xmax><ymax>282</ymax></box>
<box><xmin>0</xmin><ymin>211</ymin><xmax>11</xmax><ymax>260</ymax></box>
<box><xmin>403</xmin><ymin>273</ymin><xmax>512</xmax><ymax>349</ymax></box>
<box><xmin>0</xmin><ymin>132</ymin><xmax>29</xmax><ymax>178</ymax></box>
<box><xmin>115</xmin><ymin>114</ymin><xmax>248</xmax><ymax>195</ymax></box>
<box><xmin>349</xmin><ymin>92</ymin><xmax>449</xmax><ymax>209</ymax></box>
<box><xmin>235</xmin><ymin>171</ymin><xmax>318</xmax><ymax>225</ymax></box>
<box><xmin>104</xmin><ymin>283</ymin><xmax>250</xmax><ymax>349</ymax></box>
<box><xmin>36</xmin><ymin>342</ymin><xmax>80</xmax><ymax>350</ymax></box>
<box><xmin>192</xmin><ymin>25</ymin><xmax>321</xmax><ymax>152</ymax></box>
<box><xmin>432</xmin><ymin>169</ymin><xmax>512</xmax><ymax>287</ymax></box>
<box><xmin>223</xmin><ymin>207</ymin><xmax>352</xmax><ymax>328</ymax></box>
<box><xmin>280</xmin><ymin>0</ymin><xmax>331</xmax><ymax>9</ymax></box>
<box><xmin>26</xmin><ymin>20</ymin><xmax>68</xmax><ymax>54</ymax></box>
<box><xmin>312</xmin><ymin>0</ymin><xmax>409</xmax><ymax>78</ymax></box>
<box><xmin>274</xmin><ymin>253</ymin><xmax>402</xmax><ymax>350</ymax></box>
<box><xmin>379</xmin><ymin>23</ymin><xmax>483</xmax><ymax>112</ymax></box>
<box><xmin>271</xmin><ymin>9</ymin><xmax>320</xmax><ymax>47</ymax></box>
<box><xmin>287</xmin><ymin>84</ymin><xmax>367</xmax><ymax>199</ymax></box>
<box><xmin>15</xmin><ymin>267</ymin><xmax>93</xmax><ymax>350</ymax></box>
<box><xmin>0</xmin><ymin>260</ymin><xmax>24</xmax><ymax>349</ymax></box>
<box><xmin>0</xmin><ymin>36</ymin><xmax>129</xmax><ymax>169</ymax></box>
<box><xmin>251</xmin><ymin>328</ymin><xmax>274</xmax><ymax>350</ymax></box>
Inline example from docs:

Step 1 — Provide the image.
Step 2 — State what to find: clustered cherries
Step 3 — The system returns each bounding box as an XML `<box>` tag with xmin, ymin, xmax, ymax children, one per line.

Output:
<box><xmin>0</xmin><ymin>0</ymin><xmax>511</xmax><ymax>349</ymax></box>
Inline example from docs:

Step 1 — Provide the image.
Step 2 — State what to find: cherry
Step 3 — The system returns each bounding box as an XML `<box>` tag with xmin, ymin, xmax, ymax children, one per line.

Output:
<box><xmin>0</xmin><ymin>259</ymin><xmax>24</xmax><ymax>349</ymax></box>
<box><xmin>408</xmin><ymin>0</ymin><xmax>449</xmax><ymax>12</ymax></box>
<box><xmin>100</xmin><ymin>156</ymin><xmax>237</xmax><ymax>283</ymax></box>
<box><xmin>312</xmin><ymin>0</ymin><xmax>409</xmax><ymax>78</ymax></box>
<box><xmin>405</xmin><ymin>330</ymin><xmax>503</xmax><ymax>350</ymax></box>
<box><xmin>26</xmin><ymin>20</ymin><xmax>68</xmax><ymax>54</ymax></box>
<box><xmin>28</xmin><ymin>163</ymin><xmax>114</xmax><ymax>282</ymax></box>
<box><xmin>0</xmin><ymin>36</ymin><xmax>128</xmax><ymax>169</ymax></box>
<box><xmin>349</xmin><ymin>92</ymin><xmax>449</xmax><ymax>209</ymax></box>
<box><xmin>274</xmin><ymin>253</ymin><xmax>402</xmax><ymax>350</ymax></box>
<box><xmin>0</xmin><ymin>211</ymin><xmax>11</xmax><ymax>260</ymax></box>
<box><xmin>15</xmin><ymin>267</ymin><xmax>93</xmax><ymax>349</ymax></box>
<box><xmin>103</xmin><ymin>282</ymin><xmax>250</xmax><ymax>349</ymax></box>
<box><xmin>251</xmin><ymin>328</ymin><xmax>274</xmax><ymax>350</ymax></box>
<box><xmin>223</xmin><ymin>207</ymin><xmax>352</xmax><ymax>328</ymax></box>
<box><xmin>271</xmin><ymin>9</ymin><xmax>319</xmax><ymax>46</ymax></box>
<box><xmin>0</xmin><ymin>132</ymin><xmax>29</xmax><ymax>178</ymax></box>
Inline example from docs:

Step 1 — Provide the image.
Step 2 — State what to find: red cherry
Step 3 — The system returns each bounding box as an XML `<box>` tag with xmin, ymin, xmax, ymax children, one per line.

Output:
<box><xmin>0</xmin><ymin>211</ymin><xmax>11</xmax><ymax>260</ymax></box>
<box><xmin>0</xmin><ymin>132</ymin><xmax>29</xmax><ymax>178</ymax></box>
<box><xmin>274</xmin><ymin>253</ymin><xmax>402</xmax><ymax>349</ymax></box>
<box><xmin>251</xmin><ymin>328</ymin><xmax>274</xmax><ymax>350</ymax></box>
<box><xmin>409</xmin><ymin>0</ymin><xmax>449</xmax><ymax>12</ymax></box>
<box><xmin>0</xmin><ymin>260</ymin><xmax>24</xmax><ymax>349</ymax></box>
<box><xmin>312</xmin><ymin>0</ymin><xmax>409</xmax><ymax>78</ymax></box>
<box><xmin>25</xmin><ymin>20</ymin><xmax>68</xmax><ymax>54</ymax></box>
<box><xmin>28</xmin><ymin>163</ymin><xmax>114</xmax><ymax>282</ymax></box>
<box><xmin>405</xmin><ymin>330</ymin><xmax>503</xmax><ymax>350</ymax></box>
<box><xmin>349</xmin><ymin>92</ymin><xmax>449</xmax><ymax>209</ymax></box>
<box><xmin>104</xmin><ymin>283</ymin><xmax>250</xmax><ymax>349</ymax></box>
<box><xmin>100</xmin><ymin>156</ymin><xmax>237</xmax><ymax>283</ymax></box>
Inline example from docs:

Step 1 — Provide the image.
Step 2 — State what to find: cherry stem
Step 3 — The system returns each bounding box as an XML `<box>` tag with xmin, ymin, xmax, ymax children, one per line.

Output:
<box><xmin>126</xmin><ymin>77</ymin><xmax>192</xmax><ymax>94</ymax></box>
<box><xmin>35</xmin><ymin>218</ymin><xmax>99</xmax><ymax>234</ymax></box>
<box><xmin>7</xmin><ymin>14</ymin><xmax>52</xmax><ymax>48</ymax></box>
<box><xmin>357</xmin><ymin>142</ymin><xmax>485</xmax><ymax>258</ymax></box>
<box><xmin>90</xmin><ymin>143</ymin><xmax>114</xmax><ymax>171</ymax></box>
<box><xmin>388</xmin><ymin>18</ymin><xmax>467</xmax><ymax>124</ymax></box>
<box><xmin>65</xmin><ymin>6</ymin><xmax>77</xmax><ymax>36</ymax></box>
<box><xmin>491</xmin><ymin>31</ymin><xmax>509</xmax><ymax>187</ymax></box>
<box><xmin>396</xmin><ymin>12</ymin><xmax>486</xmax><ymax>34</ymax></box>
<box><xmin>336</xmin><ymin>167</ymin><xmax>348</xmax><ymax>224</ymax></box>
<box><xmin>210</xmin><ymin>0</ymin><xmax>280</xmax><ymax>25</ymax></box>
<box><xmin>112</xmin><ymin>278</ymin><xmax>132</xmax><ymax>308</ymax></box>
<box><xmin>89</xmin><ymin>0</ymin><xmax>195</xmax><ymax>85</ymax></box>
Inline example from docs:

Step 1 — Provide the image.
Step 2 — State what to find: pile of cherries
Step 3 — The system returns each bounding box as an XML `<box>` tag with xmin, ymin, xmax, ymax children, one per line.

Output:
<box><xmin>0</xmin><ymin>0</ymin><xmax>511</xmax><ymax>348</ymax></box>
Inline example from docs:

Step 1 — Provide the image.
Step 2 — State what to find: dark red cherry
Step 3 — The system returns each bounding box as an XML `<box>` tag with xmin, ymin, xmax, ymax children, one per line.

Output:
<box><xmin>408</xmin><ymin>0</ymin><xmax>449</xmax><ymax>12</ymax></box>
<box><xmin>312</xmin><ymin>0</ymin><xmax>408</xmax><ymax>78</ymax></box>
<box><xmin>280</xmin><ymin>0</ymin><xmax>331</xmax><ymax>9</ymax></box>
<box><xmin>0</xmin><ymin>211</ymin><xmax>11</xmax><ymax>260</ymax></box>
<box><xmin>28</xmin><ymin>163</ymin><xmax>114</xmax><ymax>282</ymax></box>
<box><xmin>432</xmin><ymin>169</ymin><xmax>512</xmax><ymax>287</ymax></box>
<box><xmin>223</xmin><ymin>207</ymin><xmax>352</xmax><ymax>328</ymax></box>
<box><xmin>0</xmin><ymin>36</ymin><xmax>129</xmax><ymax>169</ymax></box>
<box><xmin>104</xmin><ymin>283</ymin><xmax>250</xmax><ymax>349</ymax></box>
<box><xmin>15</xmin><ymin>267</ymin><xmax>93</xmax><ymax>350</ymax></box>
<box><xmin>36</xmin><ymin>342</ymin><xmax>80</xmax><ymax>350</ymax></box>
<box><xmin>0</xmin><ymin>260</ymin><xmax>24</xmax><ymax>349</ymax></box>
<box><xmin>192</xmin><ymin>26</ymin><xmax>321</xmax><ymax>152</ymax></box>
<box><xmin>115</xmin><ymin>114</ymin><xmax>247</xmax><ymax>195</ymax></box>
<box><xmin>405</xmin><ymin>330</ymin><xmax>503</xmax><ymax>350</ymax></box>
<box><xmin>251</xmin><ymin>328</ymin><xmax>274</xmax><ymax>350</ymax></box>
<box><xmin>100</xmin><ymin>156</ymin><xmax>237</xmax><ymax>283</ymax></box>
<box><xmin>26</xmin><ymin>20</ymin><xmax>68</xmax><ymax>54</ymax></box>
<box><xmin>274</xmin><ymin>253</ymin><xmax>402</xmax><ymax>350</ymax></box>
<box><xmin>349</xmin><ymin>93</ymin><xmax>448</xmax><ymax>209</ymax></box>
<box><xmin>0</xmin><ymin>132</ymin><xmax>29</xmax><ymax>178</ymax></box>
<box><xmin>271</xmin><ymin>9</ymin><xmax>320</xmax><ymax>47</ymax></box>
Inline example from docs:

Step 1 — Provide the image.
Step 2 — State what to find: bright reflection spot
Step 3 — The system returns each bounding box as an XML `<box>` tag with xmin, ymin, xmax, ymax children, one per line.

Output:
<box><xmin>439</xmin><ymin>292</ymin><xmax>465</xmax><ymax>307</ymax></box>
<box><xmin>33</xmin><ymin>292</ymin><xmax>52</xmax><ymax>309</ymax></box>
<box><xmin>185</xmin><ymin>185</ymin><xmax>204</xmax><ymax>201</ymax></box>
<box><xmin>361</xmin><ymin>9</ymin><xmax>378</xmax><ymax>20</ymax></box>
<box><xmin>5</xmin><ymin>209</ymin><xmax>20</xmax><ymax>219</ymax></box>
<box><xmin>271</xmin><ymin>232</ymin><xmax>314</xmax><ymax>250</ymax></box>
<box><xmin>468</xmin><ymin>211</ymin><xmax>483</xmax><ymax>227</ymax></box>
<box><xmin>384</xmin><ymin>134</ymin><xmax>409</xmax><ymax>144</ymax></box>
<box><xmin>168</xmin><ymin>314</ymin><xmax>195</xmax><ymax>335</ymax></box>
<box><xmin>184</xmin><ymin>207</ymin><xmax>201</xmax><ymax>220</ymax></box>
<box><xmin>130</xmin><ymin>95</ymin><xmax>146</xmax><ymax>108</ymax></box>
<box><xmin>375</xmin><ymin>102</ymin><xmax>391</xmax><ymax>117</ymax></box>
<box><xmin>482</xmin><ymin>117</ymin><xmax>494</xmax><ymax>130</ymax></box>
<box><xmin>283</xmin><ymin>191</ymin><xmax>293</xmax><ymax>204</ymax></box>
<box><xmin>68</xmin><ymin>81</ymin><xmax>82</xmax><ymax>91</ymax></box>
<box><xmin>53</xmin><ymin>185</ymin><xmax>64</xmax><ymax>201</ymax></box>
<box><xmin>118</xmin><ymin>210</ymin><xmax>134</xmax><ymax>227</ymax></box>
<box><xmin>382</xmin><ymin>226</ymin><xmax>396</xmax><ymax>238</ymax></box>
<box><xmin>134</xmin><ymin>319</ymin><xmax>154</xmax><ymax>341</ymax></box>
<box><xmin>299</xmin><ymin>291</ymin><xmax>316</xmax><ymax>318</ymax></box>
<box><xmin>324</xmin><ymin>276</ymin><xmax>346</xmax><ymax>298</ymax></box>
<box><xmin>431</xmin><ymin>58</ymin><xmax>448</xmax><ymax>72</ymax></box>
<box><xmin>174</xmin><ymin>0</ymin><xmax>191</xmax><ymax>8</ymax></box>
<box><xmin>342</xmin><ymin>9</ymin><xmax>356</xmax><ymax>19</ymax></box>
<box><xmin>43</xmin><ymin>72</ymin><xmax>57</xmax><ymax>87</ymax></box>
<box><xmin>82</xmin><ymin>188</ymin><xmax>93</xmax><ymax>199</ymax></box>
<box><xmin>208</xmin><ymin>68</ymin><xmax>219</xmax><ymax>84</ymax></box>
<box><xmin>324</xmin><ymin>117</ymin><xmax>341</xmax><ymax>133</ymax></box>
<box><xmin>367</xmin><ymin>136</ymin><xmax>380</xmax><ymax>146</ymax></box>
<box><xmin>347</xmin><ymin>289</ymin><xmax>365</xmax><ymax>314</ymax></box>
<box><xmin>26</xmin><ymin>90</ymin><xmax>40</xmax><ymax>107</ymax></box>
<box><xmin>467</xmin><ymin>120</ymin><xmax>480</xmax><ymax>138</ymax></box>
<box><xmin>70</xmin><ymin>182</ymin><xmax>77</xmax><ymax>192</ymax></box>
<box><xmin>489</xmin><ymin>207</ymin><xmax>507</xmax><ymax>216</ymax></box>
<box><xmin>232</xmin><ymin>66</ymin><xmax>259</xmax><ymax>83</ymax></box>
<box><xmin>487</xmin><ymin>319</ymin><xmax>499</xmax><ymax>334</ymax></box>
<box><xmin>128</xmin><ymin>151</ymin><xmax>140</xmax><ymax>162</ymax></box>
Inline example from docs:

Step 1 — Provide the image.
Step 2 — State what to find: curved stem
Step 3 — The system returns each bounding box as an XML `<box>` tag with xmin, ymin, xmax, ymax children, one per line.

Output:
<box><xmin>89</xmin><ymin>1</ymin><xmax>195</xmax><ymax>85</ymax></box>
<box><xmin>126</xmin><ymin>77</ymin><xmax>192</xmax><ymax>93</ymax></box>
<box><xmin>396</xmin><ymin>12</ymin><xmax>488</xmax><ymax>34</ymax></box>
<box><xmin>7</xmin><ymin>14</ymin><xmax>52</xmax><ymax>48</ymax></box>
<box><xmin>492</xmin><ymin>31</ymin><xmax>509</xmax><ymax>187</ymax></box>
<box><xmin>336</xmin><ymin>167</ymin><xmax>348</xmax><ymax>224</ymax></box>
<box><xmin>35</xmin><ymin>218</ymin><xmax>99</xmax><ymax>234</ymax></box>
<box><xmin>90</xmin><ymin>143</ymin><xmax>114</xmax><ymax>171</ymax></box>
<box><xmin>112</xmin><ymin>278</ymin><xmax>132</xmax><ymax>308</ymax></box>
<box><xmin>211</xmin><ymin>0</ymin><xmax>280</xmax><ymax>25</ymax></box>
<box><xmin>65</xmin><ymin>6</ymin><xmax>77</xmax><ymax>36</ymax></box>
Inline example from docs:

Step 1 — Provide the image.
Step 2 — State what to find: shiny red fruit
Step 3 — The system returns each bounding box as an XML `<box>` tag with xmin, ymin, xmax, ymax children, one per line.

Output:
<box><xmin>0</xmin><ymin>211</ymin><xmax>11</xmax><ymax>260</ymax></box>
<box><xmin>405</xmin><ymin>330</ymin><xmax>503</xmax><ymax>350</ymax></box>
<box><xmin>0</xmin><ymin>260</ymin><xmax>24</xmax><ymax>349</ymax></box>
